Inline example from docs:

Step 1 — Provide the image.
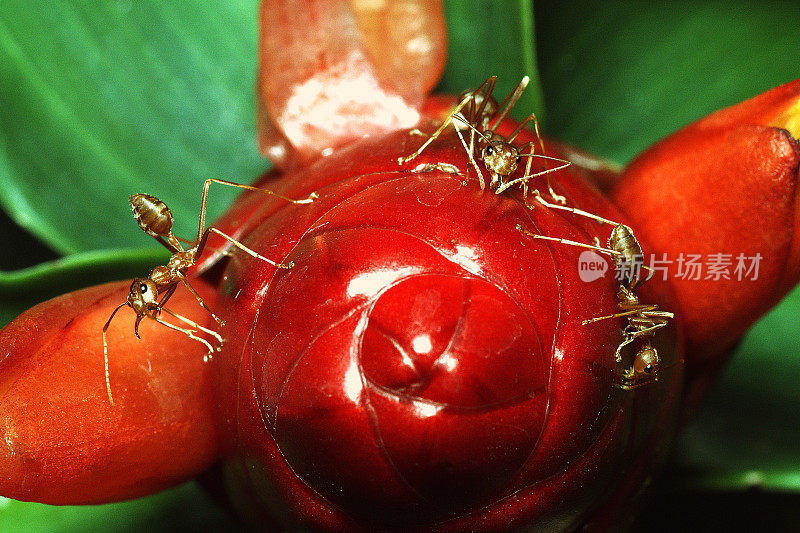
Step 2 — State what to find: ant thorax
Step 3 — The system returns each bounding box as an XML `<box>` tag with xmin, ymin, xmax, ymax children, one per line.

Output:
<box><xmin>616</xmin><ymin>285</ymin><xmax>639</xmax><ymax>306</ymax></box>
<box><xmin>148</xmin><ymin>265</ymin><xmax>175</xmax><ymax>286</ymax></box>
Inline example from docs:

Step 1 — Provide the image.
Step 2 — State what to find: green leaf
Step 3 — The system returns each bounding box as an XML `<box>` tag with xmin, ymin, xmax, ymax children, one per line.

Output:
<box><xmin>0</xmin><ymin>482</ymin><xmax>234</xmax><ymax>533</ymax></box>
<box><xmin>0</xmin><ymin>0</ymin><xmax>264</xmax><ymax>255</ymax></box>
<box><xmin>0</xmin><ymin>0</ymin><xmax>544</xmax><ymax>257</ymax></box>
<box><xmin>671</xmin><ymin>288</ymin><xmax>800</xmax><ymax>492</ymax></box>
<box><xmin>0</xmin><ymin>248</ymin><xmax>166</xmax><ymax>328</ymax></box>
<box><xmin>535</xmin><ymin>0</ymin><xmax>800</xmax><ymax>491</ymax></box>
<box><xmin>0</xmin><ymin>209</ymin><xmax>58</xmax><ymax>272</ymax></box>
<box><xmin>536</xmin><ymin>0</ymin><xmax>800</xmax><ymax>163</ymax></box>
<box><xmin>440</xmin><ymin>0</ymin><xmax>544</xmax><ymax>118</ymax></box>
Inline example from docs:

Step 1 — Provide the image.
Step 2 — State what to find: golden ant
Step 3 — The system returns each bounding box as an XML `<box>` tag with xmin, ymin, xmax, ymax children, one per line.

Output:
<box><xmin>101</xmin><ymin>178</ymin><xmax>317</xmax><ymax>405</ymax></box>
<box><xmin>517</xmin><ymin>197</ymin><xmax>676</xmax><ymax>390</ymax></box>
<box><xmin>398</xmin><ymin>75</ymin><xmax>569</xmax><ymax>203</ymax></box>
<box><xmin>583</xmin><ymin>285</ymin><xmax>675</xmax><ymax>390</ymax></box>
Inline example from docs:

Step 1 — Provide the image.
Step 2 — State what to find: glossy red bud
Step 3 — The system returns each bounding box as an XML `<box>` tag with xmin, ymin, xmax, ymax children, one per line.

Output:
<box><xmin>0</xmin><ymin>280</ymin><xmax>219</xmax><ymax>504</ymax></box>
<box><xmin>208</xmin><ymin>122</ymin><xmax>682</xmax><ymax>530</ymax></box>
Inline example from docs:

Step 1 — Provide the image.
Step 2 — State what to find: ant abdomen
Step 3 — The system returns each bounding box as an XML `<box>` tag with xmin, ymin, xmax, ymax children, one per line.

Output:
<box><xmin>609</xmin><ymin>224</ymin><xmax>642</xmax><ymax>264</ymax></box>
<box><xmin>457</xmin><ymin>88</ymin><xmax>498</xmax><ymax>129</ymax></box>
<box><xmin>130</xmin><ymin>193</ymin><xmax>173</xmax><ymax>238</ymax></box>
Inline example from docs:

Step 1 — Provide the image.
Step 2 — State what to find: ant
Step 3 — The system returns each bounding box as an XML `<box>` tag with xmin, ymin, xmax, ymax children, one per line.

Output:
<box><xmin>517</xmin><ymin>197</ymin><xmax>676</xmax><ymax>389</ymax></box>
<box><xmin>101</xmin><ymin>178</ymin><xmax>317</xmax><ymax>405</ymax></box>
<box><xmin>583</xmin><ymin>286</ymin><xmax>675</xmax><ymax>390</ymax></box>
<box><xmin>398</xmin><ymin>75</ymin><xmax>569</xmax><ymax>203</ymax></box>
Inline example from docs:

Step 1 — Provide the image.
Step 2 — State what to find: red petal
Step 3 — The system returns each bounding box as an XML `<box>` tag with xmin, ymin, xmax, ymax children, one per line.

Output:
<box><xmin>0</xmin><ymin>281</ymin><xmax>218</xmax><ymax>504</ymax></box>
<box><xmin>257</xmin><ymin>0</ymin><xmax>447</xmax><ymax>168</ymax></box>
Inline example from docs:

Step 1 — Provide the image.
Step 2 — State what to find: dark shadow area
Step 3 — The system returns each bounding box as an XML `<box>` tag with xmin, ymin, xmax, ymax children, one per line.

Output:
<box><xmin>634</xmin><ymin>483</ymin><xmax>800</xmax><ymax>531</ymax></box>
<box><xmin>0</xmin><ymin>209</ymin><xmax>59</xmax><ymax>270</ymax></box>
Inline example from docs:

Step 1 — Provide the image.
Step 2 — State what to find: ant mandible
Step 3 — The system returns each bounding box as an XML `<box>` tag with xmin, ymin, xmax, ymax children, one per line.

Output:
<box><xmin>101</xmin><ymin>178</ymin><xmax>317</xmax><ymax>404</ymax></box>
<box><xmin>398</xmin><ymin>75</ymin><xmax>569</xmax><ymax>203</ymax></box>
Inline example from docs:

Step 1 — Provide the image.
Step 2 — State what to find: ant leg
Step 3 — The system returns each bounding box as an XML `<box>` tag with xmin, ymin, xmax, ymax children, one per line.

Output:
<box><xmin>639</xmin><ymin>310</ymin><xmax>675</xmax><ymax>320</ymax></box>
<box><xmin>508</xmin><ymin>115</ymin><xmax>567</xmax><ymax>205</ymax></box>
<box><xmin>471</xmin><ymin>75</ymin><xmax>498</xmax><ymax>127</ymax></box>
<box><xmin>195</xmin><ymin>178</ymin><xmax>317</xmax><ymax>247</ymax></box>
<box><xmin>451</xmin><ymin>114</ymin><xmax>485</xmax><ymax>188</ymax></box>
<box><xmin>155</xmin><ymin>316</ymin><xmax>215</xmax><ymax>357</ymax></box>
<box><xmin>624</xmin><ymin>322</ymin><xmax>668</xmax><ymax>340</ymax></box>
<box><xmin>582</xmin><ymin>306</ymin><xmax>658</xmax><ymax>326</ymax></box>
<box><xmin>520</xmin><ymin>140</ymin><xmax>535</xmax><ymax>207</ymax></box>
<box><xmin>466</xmin><ymin>124</ymin><xmax>476</xmax><ymax>187</ymax></box>
<box><xmin>548</xmin><ymin>182</ymin><xmax>568</xmax><ymax>206</ymax></box>
<box><xmin>615</xmin><ymin>335</ymin><xmax>637</xmax><ymax>363</ymax></box>
<box><xmin>507</xmin><ymin>113</ymin><xmax>541</xmax><ymax>144</ymax></box>
<box><xmin>174</xmin><ymin>235</ymin><xmax>233</xmax><ymax>257</ymax></box>
<box><xmin>495</xmin><ymin>155</ymin><xmax>571</xmax><ymax>194</ymax></box>
<box><xmin>157</xmin><ymin>283</ymin><xmax>178</xmax><ymax>310</ymax></box>
<box><xmin>175</xmin><ymin>236</ymin><xmax>231</xmax><ymax>256</ymax></box>
<box><xmin>176</xmin><ymin>271</ymin><xmax>224</xmax><ymax>326</ymax></box>
<box><xmin>397</xmin><ymin>94</ymin><xmax>475</xmax><ymax>165</ymax></box>
<box><xmin>487</xmin><ymin>76</ymin><xmax>529</xmax><ymax>132</ymax></box>
<box><xmin>161</xmin><ymin>307</ymin><xmax>223</xmax><ymax>348</ymax></box>
<box><xmin>616</xmin><ymin>375</ymin><xmax>659</xmax><ymax>390</ymax></box>
<box><xmin>532</xmin><ymin>194</ymin><xmax>619</xmax><ymax>226</ymax></box>
<box><xmin>102</xmin><ymin>302</ymin><xmax>130</xmax><ymax>405</ymax></box>
<box><xmin>522</xmin><ymin>141</ymin><xmax>536</xmax><ymax>204</ymax></box>
<box><xmin>200</xmin><ymin>228</ymin><xmax>293</xmax><ymax>269</ymax></box>
<box><xmin>517</xmin><ymin>223</ymin><xmax>620</xmax><ymax>257</ymax></box>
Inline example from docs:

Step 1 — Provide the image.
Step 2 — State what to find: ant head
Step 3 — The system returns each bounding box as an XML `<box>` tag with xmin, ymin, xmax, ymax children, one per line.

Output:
<box><xmin>632</xmin><ymin>344</ymin><xmax>659</xmax><ymax>379</ymax></box>
<box><xmin>128</xmin><ymin>278</ymin><xmax>159</xmax><ymax>317</ymax></box>
<box><xmin>482</xmin><ymin>141</ymin><xmax>521</xmax><ymax>178</ymax></box>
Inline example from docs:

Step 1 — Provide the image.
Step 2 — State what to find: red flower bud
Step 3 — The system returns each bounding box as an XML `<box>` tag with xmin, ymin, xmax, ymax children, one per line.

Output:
<box><xmin>1</xmin><ymin>81</ymin><xmax>797</xmax><ymax>529</ymax></box>
<box><xmin>206</xmin><ymin>121</ymin><xmax>683</xmax><ymax>530</ymax></box>
<box><xmin>611</xmin><ymin>79</ymin><xmax>800</xmax><ymax>409</ymax></box>
<box><xmin>0</xmin><ymin>280</ymin><xmax>218</xmax><ymax>504</ymax></box>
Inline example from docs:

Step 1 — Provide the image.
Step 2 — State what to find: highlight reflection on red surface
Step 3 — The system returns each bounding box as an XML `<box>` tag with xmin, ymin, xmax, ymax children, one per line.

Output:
<box><xmin>210</xmin><ymin>125</ymin><xmax>682</xmax><ymax>529</ymax></box>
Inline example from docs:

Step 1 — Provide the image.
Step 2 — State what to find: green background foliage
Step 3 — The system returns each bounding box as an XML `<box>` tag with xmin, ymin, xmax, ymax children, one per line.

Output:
<box><xmin>0</xmin><ymin>0</ymin><xmax>798</xmax><ymax>529</ymax></box>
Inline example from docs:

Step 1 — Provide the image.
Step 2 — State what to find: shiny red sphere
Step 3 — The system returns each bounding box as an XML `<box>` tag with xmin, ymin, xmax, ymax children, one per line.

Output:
<box><xmin>207</xmin><ymin>126</ymin><xmax>683</xmax><ymax>530</ymax></box>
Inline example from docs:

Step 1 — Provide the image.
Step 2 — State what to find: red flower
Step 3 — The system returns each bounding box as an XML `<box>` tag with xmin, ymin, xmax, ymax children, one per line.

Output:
<box><xmin>1</xmin><ymin>2</ymin><xmax>799</xmax><ymax>530</ymax></box>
